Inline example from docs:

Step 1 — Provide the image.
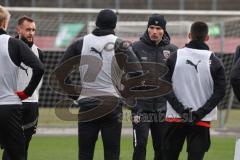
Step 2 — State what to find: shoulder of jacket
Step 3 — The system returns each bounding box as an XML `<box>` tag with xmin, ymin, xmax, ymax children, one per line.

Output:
<box><xmin>132</xmin><ymin>40</ymin><xmax>148</xmax><ymax>51</ymax></box>
<box><xmin>115</xmin><ymin>38</ymin><xmax>132</xmax><ymax>53</ymax></box>
<box><xmin>73</xmin><ymin>36</ymin><xmax>84</xmax><ymax>43</ymax></box>
<box><xmin>165</xmin><ymin>43</ymin><xmax>178</xmax><ymax>50</ymax></box>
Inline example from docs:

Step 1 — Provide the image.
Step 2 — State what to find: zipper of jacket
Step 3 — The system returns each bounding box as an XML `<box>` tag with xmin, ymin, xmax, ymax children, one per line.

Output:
<box><xmin>153</xmin><ymin>44</ymin><xmax>159</xmax><ymax>110</ymax></box>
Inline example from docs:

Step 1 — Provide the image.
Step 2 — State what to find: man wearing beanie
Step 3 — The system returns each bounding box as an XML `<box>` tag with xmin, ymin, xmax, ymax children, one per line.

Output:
<box><xmin>131</xmin><ymin>14</ymin><xmax>178</xmax><ymax>160</ymax></box>
<box><xmin>54</xmin><ymin>9</ymin><xmax>141</xmax><ymax>160</ymax></box>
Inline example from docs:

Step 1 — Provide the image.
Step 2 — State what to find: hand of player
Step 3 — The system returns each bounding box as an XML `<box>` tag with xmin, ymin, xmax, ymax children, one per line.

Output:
<box><xmin>191</xmin><ymin>110</ymin><xmax>205</xmax><ymax>123</ymax></box>
<box><xmin>180</xmin><ymin>108</ymin><xmax>193</xmax><ymax>122</ymax></box>
<box><xmin>16</xmin><ymin>91</ymin><xmax>29</xmax><ymax>100</ymax></box>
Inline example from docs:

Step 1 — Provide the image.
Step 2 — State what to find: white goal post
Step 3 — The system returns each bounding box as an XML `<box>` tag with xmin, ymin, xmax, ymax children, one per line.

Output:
<box><xmin>6</xmin><ymin>7</ymin><xmax>240</xmax><ymax>16</ymax></box>
<box><xmin>235</xmin><ymin>138</ymin><xmax>240</xmax><ymax>160</ymax></box>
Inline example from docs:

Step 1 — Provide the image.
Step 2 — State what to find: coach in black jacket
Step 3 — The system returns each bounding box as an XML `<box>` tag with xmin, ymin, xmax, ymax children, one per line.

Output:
<box><xmin>131</xmin><ymin>14</ymin><xmax>177</xmax><ymax>160</ymax></box>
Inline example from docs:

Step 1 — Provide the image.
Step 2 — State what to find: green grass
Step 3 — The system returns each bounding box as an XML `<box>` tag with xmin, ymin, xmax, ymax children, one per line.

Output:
<box><xmin>38</xmin><ymin>108</ymin><xmax>78</xmax><ymax>127</ymax></box>
<box><xmin>0</xmin><ymin>136</ymin><xmax>236</xmax><ymax>160</ymax></box>
<box><xmin>1</xmin><ymin>108</ymin><xmax>234</xmax><ymax>159</ymax></box>
<box><xmin>38</xmin><ymin>108</ymin><xmax>240</xmax><ymax>129</ymax></box>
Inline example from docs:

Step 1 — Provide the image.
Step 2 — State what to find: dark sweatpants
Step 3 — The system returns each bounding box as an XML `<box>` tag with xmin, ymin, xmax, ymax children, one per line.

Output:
<box><xmin>78</xmin><ymin>116</ymin><xmax>122</xmax><ymax>160</ymax></box>
<box><xmin>78</xmin><ymin>96</ymin><xmax>123</xmax><ymax>160</ymax></box>
<box><xmin>132</xmin><ymin>112</ymin><xmax>165</xmax><ymax>160</ymax></box>
<box><xmin>0</xmin><ymin>105</ymin><xmax>26</xmax><ymax>160</ymax></box>
<box><xmin>162</xmin><ymin>122</ymin><xmax>210</xmax><ymax>160</ymax></box>
<box><xmin>3</xmin><ymin>102</ymin><xmax>38</xmax><ymax>160</ymax></box>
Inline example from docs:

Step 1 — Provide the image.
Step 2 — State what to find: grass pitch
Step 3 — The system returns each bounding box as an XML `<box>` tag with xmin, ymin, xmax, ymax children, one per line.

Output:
<box><xmin>0</xmin><ymin>136</ymin><xmax>236</xmax><ymax>160</ymax></box>
<box><xmin>0</xmin><ymin>108</ymin><xmax>238</xmax><ymax>159</ymax></box>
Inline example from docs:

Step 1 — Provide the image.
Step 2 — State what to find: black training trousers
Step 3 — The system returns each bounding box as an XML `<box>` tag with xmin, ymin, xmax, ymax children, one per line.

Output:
<box><xmin>162</xmin><ymin>122</ymin><xmax>210</xmax><ymax>160</ymax></box>
<box><xmin>3</xmin><ymin>102</ymin><xmax>38</xmax><ymax>160</ymax></box>
<box><xmin>78</xmin><ymin>113</ymin><xmax>122</xmax><ymax>160</ymax></box>
<box><xmin>0</xmin><ymin>105</ymin><xmax>25</xmax><ymax>160</ymax></box>
<box><xmin>132</xmin><ymin>112</ymin><xmax>165</xmax><ymax>160</ymax></box>
<box><xmin>78</xmin><ymin>96</ymin><xmax>123</xmax><ymax>160</ymax></box>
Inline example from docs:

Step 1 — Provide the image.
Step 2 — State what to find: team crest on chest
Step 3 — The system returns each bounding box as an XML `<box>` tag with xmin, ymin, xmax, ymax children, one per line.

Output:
<box><xmin>163</xmin><ymin>50</ymin><xmax>170</xmax><ymax>59</ymax></box>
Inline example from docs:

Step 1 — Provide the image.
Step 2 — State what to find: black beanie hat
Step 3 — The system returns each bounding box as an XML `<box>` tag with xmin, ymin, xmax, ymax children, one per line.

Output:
<box><xmin>96</xmin><ymin>9</ymin><xmax>117</xmax><ymax>30</ymax></box>
<box><xmin>147</xmin><ymin>14</ymin><xmax>166</xmax><ymax>30</ymax></box>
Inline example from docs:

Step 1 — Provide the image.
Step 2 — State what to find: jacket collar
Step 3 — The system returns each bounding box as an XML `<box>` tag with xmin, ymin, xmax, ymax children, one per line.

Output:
<box><xmin>0</xmin><ymin>28</ymin><xmax>7</xmax><ymax>35</ymax></box>
<box><xmin>185</xmin><ymin>40</ymin><xmax>209</xmax><ymax>50</ymax></box>
<box><xmin>15</xmin><ymin>35</ymin><xmax>34</xmax><ymax>48</ymax></box>
<box><xmin>92</xmin><ymin>28</ymin><xmax>115</xmax><ymax>36</ymax></box>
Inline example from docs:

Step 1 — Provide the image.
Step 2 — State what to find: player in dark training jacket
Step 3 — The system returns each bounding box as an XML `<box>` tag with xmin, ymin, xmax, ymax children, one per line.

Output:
<box><xmin>131</xmin><ymin>14</ymin><xmax>177</xmax><ymax>160</ymax></box>
<box><xmin>3</xmin><ymin>16</ymin><xmax>44</xmax><ymax>160</ymax></box>
<box><xmin>0</xmin><ymin>5</ymin><xmax>44</xmax><ymax>160</ymax></box>
<box><xmin>230</xmin><ymin>45</ymin><xmax>240</xmax><ymax>102</ymax></box>
<box><xmin>53</xmin><ymin>9</ymin><xmax>141</xmax><ymax>160</ymax></box>
<box><xmin>163</xmin><ymin>21</ymin><xmax>226</xmax><ymax>160</ymax></box>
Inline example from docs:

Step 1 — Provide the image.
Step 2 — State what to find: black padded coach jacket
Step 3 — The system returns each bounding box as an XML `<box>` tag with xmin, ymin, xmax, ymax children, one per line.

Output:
<box><xmin>132</xmin><ymin>30</ymin><xmax>178</xmax><ymax>113</ymax></box>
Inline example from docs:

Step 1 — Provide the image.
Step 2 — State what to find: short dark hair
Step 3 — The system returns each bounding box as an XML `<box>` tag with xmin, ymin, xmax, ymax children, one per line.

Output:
<box><xmin>190</xmin><ymin>21</ymin><xmax>208</xmax><ymax>41</ymax></box>
<box><xmin>17</xmin><ymin>15</ymin><xmax>34</xmax><ymax>26</ymax></box>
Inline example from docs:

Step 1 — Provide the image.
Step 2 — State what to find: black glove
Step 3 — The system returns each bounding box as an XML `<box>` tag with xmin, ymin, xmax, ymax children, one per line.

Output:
<box><xmin>191</xmin><ymin>110</ymin><xmax>206</xmax><ymax>123</ymax></box>
<box><xmin>180</xmin><ymin>108</ymin><xmax>193</xmax><ymax>122</ymax></box>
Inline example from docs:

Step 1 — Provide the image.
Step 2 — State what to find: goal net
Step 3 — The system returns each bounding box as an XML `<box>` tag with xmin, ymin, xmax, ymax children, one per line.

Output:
<box><xmin>5</xmin><ymin>7</ymin><xmax>240</xmax><ymax>128</ymax></box>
